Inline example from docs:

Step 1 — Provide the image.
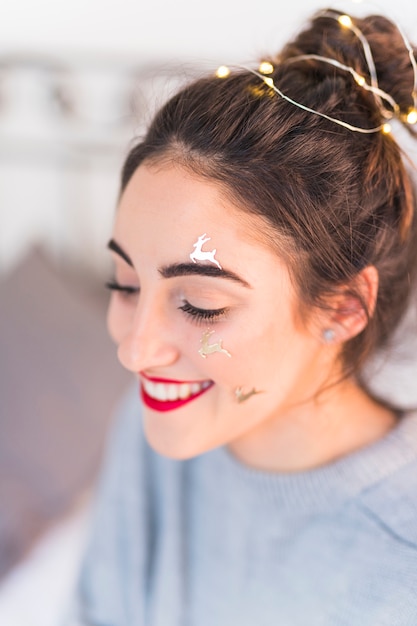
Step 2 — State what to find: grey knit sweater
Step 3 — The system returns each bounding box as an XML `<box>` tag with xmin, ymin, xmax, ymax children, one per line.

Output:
<box><xmin>69</xmin><ymin>386</ymin><xmax>417</xmax><ymax>626</ymax></box>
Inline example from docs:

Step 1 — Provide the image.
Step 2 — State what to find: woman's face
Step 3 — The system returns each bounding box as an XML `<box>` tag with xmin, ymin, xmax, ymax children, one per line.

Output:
<box><xmin>107</xmin><ymin>162</ymin><xmax>335</xmax><ymax>459</ymax></box>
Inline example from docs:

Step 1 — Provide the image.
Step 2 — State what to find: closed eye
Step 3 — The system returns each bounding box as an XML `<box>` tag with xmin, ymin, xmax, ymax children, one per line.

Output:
<box><xmin>105</xmin><ymin>280</ymin><xmax>139</xmax><ymax>296</ymax></box>
<box><xmin>179</xmin><ymin>300</ymin><xmax>227</xmax><ymax>324</ymax></box>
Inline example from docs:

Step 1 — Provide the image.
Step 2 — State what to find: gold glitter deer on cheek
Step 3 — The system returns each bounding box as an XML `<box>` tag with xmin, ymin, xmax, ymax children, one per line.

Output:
<box><xmin>198</xmin><ymin>330</ymin><xmax>231</xmax><ymax>359</ymax></box>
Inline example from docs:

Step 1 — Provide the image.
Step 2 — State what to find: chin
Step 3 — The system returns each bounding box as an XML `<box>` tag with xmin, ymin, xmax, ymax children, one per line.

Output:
<box><xmin>143</xmin><ymin>419</ymin><xmax>214</xmax><ymax>460</ymax></box>
<box><xmin>143</xmin><ymin>415</ymin><xmax>226</xmax><ymax>461</ymax></box>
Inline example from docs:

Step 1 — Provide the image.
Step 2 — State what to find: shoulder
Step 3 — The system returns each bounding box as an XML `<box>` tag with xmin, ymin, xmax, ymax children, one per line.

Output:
<box><xmin>355</xmin><ymin>411</ymin><xmax>417</xmax><ymax>550</ymax></box>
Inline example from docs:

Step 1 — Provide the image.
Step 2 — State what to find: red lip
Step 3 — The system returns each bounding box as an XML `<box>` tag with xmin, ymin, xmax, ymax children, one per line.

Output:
<box><xmin>140</xmin><ymin>380</ymin><xmax>213</xmax><ymax>412</ymax></box>
<box><xmin>141</xmin><ymin>372</ymin><xmax>205</xmax><ymax>385</ymax></box>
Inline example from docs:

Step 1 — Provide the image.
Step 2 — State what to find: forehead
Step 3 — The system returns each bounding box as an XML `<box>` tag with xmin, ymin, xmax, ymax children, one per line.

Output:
<box><xmin>114</xmin><ymin>162</ymin><xmax>299</xmax><ymax>312</ymax></box>
<box><xmin>116</xmin><ymin>163</ymin><xmax>285</xmax><ymax>256</ymax></box>
<box><xmin>118</xmin><ymin>163</ymin><xmax>252</xmax><ymax>237</ymax></box>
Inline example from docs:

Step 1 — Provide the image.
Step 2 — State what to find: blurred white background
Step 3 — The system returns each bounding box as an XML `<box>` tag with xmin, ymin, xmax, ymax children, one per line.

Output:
<box><xmin>1</xmin><ymin>0</ymin><xmax>417</xmax><ymax>624</ymax></box>
<box><xmin>1</xmin><ymin>0</ymin><xmax>417</xmax><ymax>274</ymax></box>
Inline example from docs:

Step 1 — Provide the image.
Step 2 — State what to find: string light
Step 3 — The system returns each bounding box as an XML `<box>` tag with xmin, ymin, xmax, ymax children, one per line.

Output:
<box><xmin>323</xmin><ymin>8</ymin><xmax>417</xmax><ymax>117</ymax></box>
<box><xmin>342</xmin><ymin>0</ymin><xmax>417</xmax><ymax>112</ymax></box>
<box><xmin>320</xmin><ymin>9</ymin><xmax>382</xmax><ymax>113</ymax></box>
<box><xmin>406</xmin><ymin>109</ymin><xmax>417</xmax><ymax>124</ymax></box>
<box><xmin>214</xmin><ymin>10</ymin><xmax>417</xmax><ymax>136</ymax></box>
<box><xmin>338</xmin><ymin>14</ymin><xmax>353</xmax><ymax>28</ymax></box>
<box><xmin>216</xmin><ymin>66</ymin><xmax>230</xmax><ymax>78</ymax></box>
<box><xmin>287</xmin><ymin>53</ymin><xmax>398</xmax><ymax>116</ymax></box>
<box><xmin>245</xmin><ymin>66</ymin><xmax>386</xmax><ymax>133</ymax></box>
<box><xmin>259</xmin><ymin>61</ymin><xmax>274</xmax><ymax>75</ymax></box>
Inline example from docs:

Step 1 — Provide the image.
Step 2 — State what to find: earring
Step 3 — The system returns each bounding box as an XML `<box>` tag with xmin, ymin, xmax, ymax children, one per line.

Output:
<box><xmin>235</xmin><ymin>387</ymin><xmax>262</xmax><ymax>403</ymax></box>
<box><xmin>198</xmin><ymin>329</ymin><xmax>232</xmax><ymax>359</ymax></box>
<box><xmin>322</xmin><ymin>328</ymin><xmax>336</xmax><ymax>343</ymax></box>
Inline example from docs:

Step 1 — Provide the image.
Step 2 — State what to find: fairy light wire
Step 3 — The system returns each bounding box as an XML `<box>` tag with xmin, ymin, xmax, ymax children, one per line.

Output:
<box><xmin>321</xmin><ymin>6</ymin><xmax>417</xmax><ymax>116</ymax></box>
<box><xmin>286</xmin><ymin>53</ymin><xmax>399</xmax><ymax>116</ymax></box>
<box><xmin>244</xmin><ymin>66</ymin><xmax>386</xmax><ymax>133</ymax></box>
<box><xmin>318</xmin><ymin>10</ymin><xmax>379</xmax><ymax>90</ymax></box>
<box><xmin>317</xmin><ymin>9</ymin><xmax>392</xmax><ymax>116</ymax></box>
<box><xmin>347</xmin><ymin>0</ymin><xmax>417</xmax><ymax>112</ymax></box>
<box><xmin>215</xmin><ymin>6</ymin><xmax>417</xmax><ymax>134</ymax></box>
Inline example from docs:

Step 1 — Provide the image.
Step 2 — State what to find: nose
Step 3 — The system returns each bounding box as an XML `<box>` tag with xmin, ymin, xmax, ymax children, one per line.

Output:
<box><xmin>117</xmin><ymin>301</ymin><xmax>180</xmax><ymax>374</ymax></box>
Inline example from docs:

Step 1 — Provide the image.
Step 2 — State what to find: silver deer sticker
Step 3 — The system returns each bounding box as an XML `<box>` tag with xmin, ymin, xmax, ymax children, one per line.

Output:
<box><xmin>190</xmin><ymin>234</ymin><xmax>222</xmax><ymax>269</ymax></box>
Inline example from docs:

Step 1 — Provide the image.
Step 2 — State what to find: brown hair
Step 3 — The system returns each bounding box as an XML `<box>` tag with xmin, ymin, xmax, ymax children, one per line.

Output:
<box><xmin>120</xmin><ymin>9</ymin><xmax>417</xmax><ymax>379</ymax></box>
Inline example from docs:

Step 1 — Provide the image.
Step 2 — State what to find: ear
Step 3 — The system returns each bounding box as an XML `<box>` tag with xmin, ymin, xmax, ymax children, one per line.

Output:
<box><xmin>321</xmin><ymin>266</ymin><xmax>379</xmax><ymax>344</ymax></box>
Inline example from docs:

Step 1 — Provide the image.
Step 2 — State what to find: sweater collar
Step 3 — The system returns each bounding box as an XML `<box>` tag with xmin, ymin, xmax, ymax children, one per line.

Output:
<box><xmin>210</xmin><ymin>410</ymin><xmax>417</xmax><ymax>512</ymax></box>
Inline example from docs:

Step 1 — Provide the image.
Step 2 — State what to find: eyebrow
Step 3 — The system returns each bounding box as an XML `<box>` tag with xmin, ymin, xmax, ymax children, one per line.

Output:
<box><xmin>158</xmin><ymin>263</ymin><xmax>251</xmax><ymax>288</ymax></box>
<box><xmin>107</xmin><ymin>239</ymin><xmax>133</xmax><ymax>267</ymax></box>
<box><xmin>107</xmin><ymin>238</ymin><xmax>251</xmax><ymax>288</ymax></box>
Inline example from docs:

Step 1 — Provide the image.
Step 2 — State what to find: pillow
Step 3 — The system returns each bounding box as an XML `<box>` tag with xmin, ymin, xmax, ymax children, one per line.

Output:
<box><xmin>362</xmin><ymin>299</ymin><xmax>417</xmax><ymax>410</ymax></box>
<box><xmin>0</xmin><ymin>248</ymin><xmax>131</xmax><ymax>578</ymax></box>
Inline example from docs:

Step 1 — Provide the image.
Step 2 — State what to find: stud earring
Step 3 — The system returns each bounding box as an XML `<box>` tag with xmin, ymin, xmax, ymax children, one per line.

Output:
<box><xmin>234</xmin><ymin>387</ymin><xmax>262</xmax><ymax>403</ymax></box>
<box><xmin>322</xmin><ymin>328</ymin><xmax>336</xmax><ymax>343</ymax></box>
<box><xmin>198</xmin><ymin>329</ymin><xmax>231</xmax><ymax>359</ymax></box>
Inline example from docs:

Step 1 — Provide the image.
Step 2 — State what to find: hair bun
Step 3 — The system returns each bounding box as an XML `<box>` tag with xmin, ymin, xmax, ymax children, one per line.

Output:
<box><xmin>277</xmin><ymin>9</ymin><xmax>417</xmax><ymax>132</ymax></box>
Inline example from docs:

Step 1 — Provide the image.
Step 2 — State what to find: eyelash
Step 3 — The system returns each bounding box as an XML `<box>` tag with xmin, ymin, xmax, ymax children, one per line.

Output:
<box><xmin>179</xmin><ymin>300</ymin><xmax>227</xmax><ymax>324</ymax></box>
<box><xmin>106</xmin><ymin>281</ymin><xmax>227</xmax><ymax>323</ymax></box>
<box><xmin>105</xmin><ymin>280</ymin><xmax>139</xmax><ymax>296</ymax></box>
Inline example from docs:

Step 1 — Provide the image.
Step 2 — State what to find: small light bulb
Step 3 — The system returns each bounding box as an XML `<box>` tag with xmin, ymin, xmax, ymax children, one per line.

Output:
<box><xmin>355</xmin><ymin>75</ymin><xmax>366</xmax><ymax>86</ymax></box>
<box><xmin>382</xmin><ymin>123</ymin><xmax>392</xmax><ymax>134</ymax></box>
<box><xmin>259</xmin><ymin>61</ymin><xmax>274</xmax><ymax>75</ymax></box>
<box><xmin>338</xmin><ymin>15</ymin><xmax>353</xmax><ymax>28</ymax></box>
<box><xmin>216</xmin><ymin>65</ymin><xmax>230</xmax><ymax>78</ymax></box>
<box><xmin>264</xmin><ymin>77</ymin><xmax>274</xmax><ymax>88</ymax></box>
<box><xmin>406</xmin><ymin>109</ymin><xmax>417</xmax><ymax>125</ymax></box>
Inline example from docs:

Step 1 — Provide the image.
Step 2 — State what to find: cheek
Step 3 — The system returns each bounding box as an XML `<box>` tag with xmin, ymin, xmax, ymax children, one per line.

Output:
<box><xmin>215</xmin><ymin>316</ymin><xmax>306</xmax><ymax>385</ymax></box>
<box><xmin>107</xmin><ymin>296</ymin><xmax>135</xmax><ymax>344</ymax></box>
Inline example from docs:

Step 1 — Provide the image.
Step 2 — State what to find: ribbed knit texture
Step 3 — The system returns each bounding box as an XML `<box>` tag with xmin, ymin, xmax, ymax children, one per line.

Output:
<box><xmin>69</xmin><ymin>386</ymin><xmax>417</xmax><ymax>626</ymax></box>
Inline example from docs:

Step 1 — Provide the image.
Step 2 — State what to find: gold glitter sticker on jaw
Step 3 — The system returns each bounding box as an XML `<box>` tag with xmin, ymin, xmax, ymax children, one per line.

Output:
<box><xmin>190</xmin><ymin>234</ymin><xmax>222</xmax><ymax>269</ymax></box>
<box><xmin>198</xmin><ymin>330</ymin><xmax>231</xmax><ymax>359</ymax></box>
<box><xmin>235</xmin><ymin>387</ymin><xmax>263</xmax><ymax>403</ymax></box>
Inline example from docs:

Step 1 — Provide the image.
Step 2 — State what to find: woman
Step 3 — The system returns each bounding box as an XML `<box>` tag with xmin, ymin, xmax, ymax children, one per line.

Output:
<box><xmin>71</xmin><ymin>8</ymin><xmax>417</xmax><ymax>625</ymax></box>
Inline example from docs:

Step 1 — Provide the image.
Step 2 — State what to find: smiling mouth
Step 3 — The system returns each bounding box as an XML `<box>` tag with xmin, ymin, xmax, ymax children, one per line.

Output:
<box><xmin>140</xmin><ymin>376</ymin><xmax>214</xmax><ymax>412</ymax></box>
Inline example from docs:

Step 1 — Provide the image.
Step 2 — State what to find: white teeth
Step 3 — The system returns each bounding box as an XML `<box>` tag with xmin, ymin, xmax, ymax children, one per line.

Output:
<box><xmin>167</xmin><ymin>384</ymin><xmax>178</xmax><ymax>401</ymax></box>
<box><xmin>179</xmin><ymin>383</ymin><xmax>190</xmax><ymax>399</ymax></box>
<box><xmin>143</xmin><ymin>379</ymin><xmax>211</xmax><ymax>402</ymax></box>
<box><xmin>154</xmin><ymin>383</ymin><xmax>166</xmax><ymax>401</ymax></box>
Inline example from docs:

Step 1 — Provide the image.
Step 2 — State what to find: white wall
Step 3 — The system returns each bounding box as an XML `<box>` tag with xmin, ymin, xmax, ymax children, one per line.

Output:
<box><xmin>1</xmin><ymin>0</ymin><xmax>417</xmax><ymax>274</ymax></box>
<box><xmin>2</xmin><ymin>0</ymin><xmax>416</xmax><ymax>61</ymax></box>
<box><xmin>0</xmin><ymin>0</ymin><xmax>327</xmax><ymax>62</ymax></box>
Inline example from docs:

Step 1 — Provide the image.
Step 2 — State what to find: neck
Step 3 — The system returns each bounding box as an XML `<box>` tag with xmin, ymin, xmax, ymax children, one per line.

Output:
<box><xmin>227</xmin><ymin>378</ymin><xmax>397</xmax><ymax>473</ymax></box>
